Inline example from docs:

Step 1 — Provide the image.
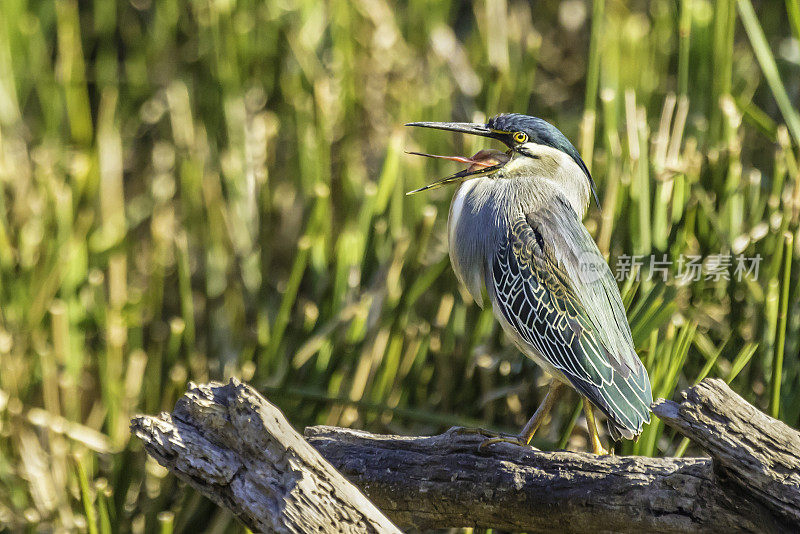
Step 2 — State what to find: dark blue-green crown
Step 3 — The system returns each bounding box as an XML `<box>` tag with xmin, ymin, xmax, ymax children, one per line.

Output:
<box><xmin>488</xmin><ymin>113</ymin><xmax>599</xmax><ymax>206</ymax></box>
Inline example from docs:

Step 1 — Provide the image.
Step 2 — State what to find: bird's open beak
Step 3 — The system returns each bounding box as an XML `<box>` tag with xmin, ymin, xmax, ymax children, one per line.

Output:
<box><xmin>404</xmin><ymin>152</ymin><xmax>505</xmax><ymax>195</ymax></box>
<box><xmin>405</xmin><ymin>121</ymin><xmax>506</xmax><ymax>195</ymax></box>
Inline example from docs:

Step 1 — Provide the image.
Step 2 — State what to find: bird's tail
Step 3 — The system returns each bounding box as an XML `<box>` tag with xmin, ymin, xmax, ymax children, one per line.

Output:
<box><xmin>601</xmin><ymin>364</ymin><xmax>653</xmax><ymax>441</ymax></box>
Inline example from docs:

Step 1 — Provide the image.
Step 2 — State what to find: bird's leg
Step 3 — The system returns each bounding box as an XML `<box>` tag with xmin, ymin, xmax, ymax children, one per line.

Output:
<box><xmin>518</xmin><ymin>380</ymin><xmax>562</xmax><ymax>444</ymax></box>
<box><xmin>583</xmin><ymin>397</ymin><xmax>608</xmax><ymax>455</ymax></box>
<box><xmin>479</xmin><ymin>380</ymin><xmax>562</xmax><ymax>450</ymax></box>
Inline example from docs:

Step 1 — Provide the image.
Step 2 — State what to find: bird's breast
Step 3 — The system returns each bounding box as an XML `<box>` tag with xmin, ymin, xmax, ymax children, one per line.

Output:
<box><xmin>446</xmin><ymin>175</ymin><xmax>561</xmax><ymax>306</ymax></box>
<box><xmin>447</xmin><ymin>178</ymin><xmax>508</xmax><ymax>306</ymax></box>
<box><xmin>447</xmin><ymin>179</ymin><xmax>475</xmax><ymax>249</ymax></box>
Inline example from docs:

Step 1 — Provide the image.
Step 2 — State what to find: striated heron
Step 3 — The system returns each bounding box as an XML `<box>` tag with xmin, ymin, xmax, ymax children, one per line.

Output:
<box><xmin>406</xmin><ymin>113</ymin><xmax>652</xmax><ymax>454</ymax></box>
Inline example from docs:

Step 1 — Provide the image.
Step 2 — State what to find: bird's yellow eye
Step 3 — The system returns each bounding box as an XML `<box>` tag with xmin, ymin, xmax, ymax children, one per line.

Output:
<box><xmin>513</xmin><ymin>131</ymin><xmax>528</xmax><ymax>144</ymax></box>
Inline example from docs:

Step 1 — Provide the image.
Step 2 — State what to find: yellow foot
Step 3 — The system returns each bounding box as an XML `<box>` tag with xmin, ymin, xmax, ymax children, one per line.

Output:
<box><xmin>446</xmin><ymin>426</ymin><xmax>503</xmax><ymax>439</ymax></box>
<box><xmin>477</xmin><ymin>435</ymin><xmax>530</xmax><ymax>452</ymax></box>
<box><xmin>444</xmin><ymin>427</ymin><xmax>532</xmax><ymax>452</ymax></box>
<box><xmin>447</xmin><ymin>426</ymin><xmax>528</xmax><ymax>452</ymax></box>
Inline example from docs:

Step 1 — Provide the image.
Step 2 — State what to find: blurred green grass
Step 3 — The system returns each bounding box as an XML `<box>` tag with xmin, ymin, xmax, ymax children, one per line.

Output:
<box><xmin>0</xmin><ymin>0</ymin><xmax>799</xmax><ymax>531</ymax></box>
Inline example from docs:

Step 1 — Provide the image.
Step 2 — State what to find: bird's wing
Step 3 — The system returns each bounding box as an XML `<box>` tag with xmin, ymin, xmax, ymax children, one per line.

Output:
<box><xmin>488</xmin><ymin>197</ymin><xmax>651</xmax><ymax>439</ymax></box>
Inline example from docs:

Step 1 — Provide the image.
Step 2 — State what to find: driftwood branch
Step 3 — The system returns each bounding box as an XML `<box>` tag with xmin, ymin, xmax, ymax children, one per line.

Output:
<box><xmin>305</xmin><ymin>426</ymin><xmax>774</xmax><ymax>533</ymax></box>
<box><xmin>652</xmin><ymin>378</ymin><xmax>800</xmax><ymax>525</ymax></box>
<box><xmin>130</xmin><ymin>380</ymin><xmax>400</xmax><ymax>533</ymax></box>
<box><xmin>132</xmin><ymin>378</ymin><xmax>800</xmax><ymax>533</ymax></box>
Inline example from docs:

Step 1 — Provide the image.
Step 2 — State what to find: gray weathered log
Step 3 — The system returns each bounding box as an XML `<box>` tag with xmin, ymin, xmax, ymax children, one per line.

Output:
<box><xmin>130</xmin><ymin>379</ymin><xmax>401</xmax><ymax>534</ymax></box>
<box><xmin>652</xmin><ymin>378</ymin><xmax>800</xmax><ymax>525</ymax></box>
<box><xmin>306</xmin><ymin>426</ymin><xmax>782</xmax><ymax>533</ymax></box>
<box><xmin>131</xmin><ymin>378</ymin><xmax>799</xmax><ymax>533</ymax></box>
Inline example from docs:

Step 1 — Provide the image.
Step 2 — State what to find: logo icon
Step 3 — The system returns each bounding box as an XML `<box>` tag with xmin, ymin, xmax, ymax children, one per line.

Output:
<box><xmin>576</xmin><ymin>250</ymin><xmax>606</xmax><ymax>283</ymax></box>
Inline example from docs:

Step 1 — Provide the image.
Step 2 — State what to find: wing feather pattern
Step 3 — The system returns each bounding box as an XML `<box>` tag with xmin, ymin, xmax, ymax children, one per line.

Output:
<box><xmin>489</xmin><ymin>197</ymin><xmax>652</xmax><ymax>440</ymax></box>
